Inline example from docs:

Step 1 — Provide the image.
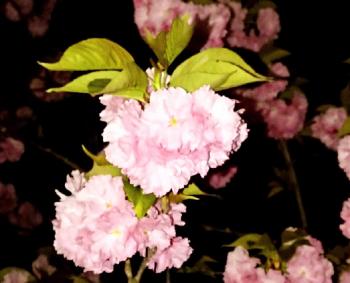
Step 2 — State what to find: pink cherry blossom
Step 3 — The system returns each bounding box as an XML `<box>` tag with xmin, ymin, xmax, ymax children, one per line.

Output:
<box><xmin>286</xmin><ymin>244</ymin><xmax>334</xmax><ymax>283</ymax></box>
<box><xmin>339</xmin><ymin>270</ymin><xmax>350</xmax><ymax>283</ymax></box>
<box><xmin>338</xmin><ymin>136</ymin><xmax>350</xmax><ymax>180</ymax></box>
<box><xmin>133</xmin><ymin>202</ymin><xmax>192</xmax><ymax>272</ymax></box>
<box><xmin>340</xmin><ymin>197</ymin><xmax>350</xmax><ymax>239</ymax></box>
<box><xmin>133</xmin><ymin>0</ymin><xmax>231</xmax><ymax>49</ymax></box>
<box><xmin>65</xmin><ymin>169</ymin><xmax>86</xmax><ymax>194</ymax></box>
<box><xmin>103</xmin><ymin>86</ymin><xmax>248</xmax><ymax>196</ymax></box>
<box><xmin>196</xmin><ymin>3</ymin><xmax>231</xmax><ymax>49</ymax></box>
<box><xmin>2</xmin><ymin>269</ymin><xmax>30</xmax><ymax>283</ymax></box>
<box><xmin>0</xmin><ymin>182</ymin><xmax>17</xmax><ymax>214</ymax></box>
<box><xmin>223</xmin><ymin>246</ymin><xmax>261</xmax><ymax>283</ymax></box>
<box><xmin>133</xmin><ymin>0</ymin><xmax>194</xmax><ymax>37</ymax></box>
<box><xmin>226</xmin><ymin>2</ymin><xmax>280</xmax><ymax>52</ymax></box>
<box><xmin>9</xmin><ymin>202</ymin><xmax>43</xmax><ymax>229</ymax></box>
<box><xmin>32</xmin><ymin>254</ymin><xmax>56</xmax><ymax>279</ymax></box>
<box><xmin>257</xmin><ymin>269</ymin><xmax>286</xmax><ymax>283</ymax></box>
<box><xmin>311</xmin><ymin>107</ymin><xmax>347</xmax><ymax>150</ymax></box>
<box><xmin>147</xmin><ymin>237</ymin><xmax>192</xmax><ymax>273</ymax></box>
<box><xmin>53</xmin><ymin>173</ymin><xmax>139</xmax><ymax>273</ymax></box>
<box><xmin>223</xmin><ymin>246</ymin><xmax>285</xmax><ymax>283</ymax></box>
<box><xmin>259</xmin><ymin>91</ymin><xmax>308</xmax><ymax>139</ymax></box>
<box><xmin>257</xmin><ymin>8</ymin><xmax>280</xmax><ymax>39</ymax></box>
<box><xmin>237</xmin><ymin>80</ymin><xmax>288</xmax><ymax>102</ymax></box>
<box><xmin>208</xmin><ymin>166</ymin><xmax>238</xmax><ymax>189</ymax></box>
<box><xmin>269</xmin><ymin>62</ymin><xmax>290</xmax><ymax>78</ymax></box>
<box><xmin>0</xmin><ymin>137</ymin><xmax>25</xmax><ymax>163</ymax></box>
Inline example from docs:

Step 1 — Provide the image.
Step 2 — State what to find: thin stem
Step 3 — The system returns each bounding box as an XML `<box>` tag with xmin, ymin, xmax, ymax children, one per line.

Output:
<box><xmin>134</xmin><ymin>248</ymin><xmax>156</xmax><ymax>282</ymax></box>
<box><xmin>124</xmin><ymin>259</ymin><xmax>134</xmax><ymax>282</ymax></box>
<box><xmin>166</xmin><ymin>270</ymin><xmax>171</xmax><ymax>283</ymax></box>
<box><xmin>279</xmin><ymin>140</ymin><xmax>308</xmax><ymax>229</ymax></box>
<box><xmin>32</xmin><ymin>143</ymin><xmax>83</xmax><ymax>171</ymax></box>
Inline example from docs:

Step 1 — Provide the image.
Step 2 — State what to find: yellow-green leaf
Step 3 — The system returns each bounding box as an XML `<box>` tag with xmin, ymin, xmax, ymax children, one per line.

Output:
<box><xmin>82</xmin><ymin>146</ymin><xmax>121</xmax><ymax>179</ymax></box>
<box><xmin>46</xmin><ymin>63</ymin><xmax>148</xmax><ymax>102</ymax></box>
<box><xmin>123</xmin><ymin>180</ymin><xmax>157</xmax><ymax>219</ymax></box>
<box><xmin>47</xmin><ymin>71</ymin><xmax>118</xmax><ymax>94</ymax></box>
<box><xmin>144</xmin><ymin>15</ymin><xmax>194</xmax><ymax>67</ymax></box>
<box><xmin>170</xmin><ymin>48</ymin><xmax>267</xmax><ymax>91</ymax></box>
<box><xmin>183</xmin><ymin>183</ymin><xmax>207</xmax><ymax>196</ymax></box>
<box><xmin>39</xmin><ymin>38</ymin><xmax>134</xmax><ymax>71</ymax></box>
<box><xmin>338</xmin><ymin>117</ymin><xmax>350</xmax><ymax>138</ymax></box>
<box><xmin>260</xmin><ymin>47</ymin><xmax>290</xmax><ymax>65</ymax></box>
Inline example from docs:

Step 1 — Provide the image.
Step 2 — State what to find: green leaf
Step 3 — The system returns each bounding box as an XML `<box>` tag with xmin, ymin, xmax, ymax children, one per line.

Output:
<box><xmin>170</xmin><ymin>48</ymin><xmax>267</xmax><ymax>92</ymax></box>
<box><xmin>183</xmin><ymin>183</ymin><xmax>207</xmax><ymax>196</ymax></box>
<box><xmin>145</xmin><ymin>15</ymin><xmax>194</xmax><ymax>67</ymax></box>
<box><xmin>82</xmin><ymin>146</ymin><xmax>121</xmax><ymax>179</ymax></box>
<box><xmin>47</xmin><ymin>63</ymin><xmax>148</xmax><ymax>102</ymax></box>
<box><xmin>179</xmin><ymin>256</ymin><xmax>218</xmax><ymax>278</ymax></box>
<box><xmin>260</xmin><ymin>47</ymin><xmax>290</xmax><ymax>65</ymax></box>
<box><xmin>39</xmin><ymin>38</ymin><xmax>134</xmax><ymax>71</ymax></box>
<box><xmin>338</xmin><ymin>117</ymin><xmax>350</xmax><ymax>138</ymax></box>
<box><xmin>279</xmin><ymin>228</ymin><xmax>310</xmax><ymax>261</ymax></box>
<box><xmin>267</xmin><ymin>185</ymin><xmax>284</xmax><ymax>198</ymax></box>
<box><xmin>47</xmin><ymin>71</ymin><xmax>118</xmax><ymax>94</ymax></box>
<box><xmin>224</xmin><ymin>233</ymin><xmax>264</xmax><ymax>248</ymax></box>
<box><xmin>123</xmin><ymin>180</ymin><xmax>157</xmax><ymax>219</ymax></box>
<box><xmin>169</xmin><ymin>183</ymin><xmax>221</xmax><ymax>203</ymax></box>
<box><xmin>101</xmin><ymin>63</ymin><xmax>148</xmax><ymax>96</ymax></box>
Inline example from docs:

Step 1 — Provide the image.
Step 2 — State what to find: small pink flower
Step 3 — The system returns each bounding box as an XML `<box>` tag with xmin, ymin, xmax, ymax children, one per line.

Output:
<box><xmin>259</xmin><ymin>91</ymin><xmax>308</xmax><ymax>139</ymax></box>
<box><xmin>311</xmin><ymin>107</ymin><xmax>347</xmax><ymax>150</ymax></box>
<box><xmin>32</xmin><ymin>254</ymin><xmax>56</xmax><ymax>279</ymax></box>
<box><xmin>339</xmin><ymin>269</ymin><xmax>350</xmax><ymax>283</ymax></box>
<box><xmin>226</xmin><ymin>3</ymin><xmax>280</xmax><ymax>52</ymax></box>
<box><xmin>240</xmin><ymin>81</ymin><xmax>288</xmax><ymax>102</ymax></box>
<box><xmin>257</xmin><ymin>268</ymin><xmax>286</xmax><ymax>283</ymax></box>
<box><xmin>286</xmin><ymin>244</ymin><xmax>333</xmax><ymax>283</ymax></box>
<box><xmin>147</xmin><ymin>237</ymin><xmax>192</xmax><ymax>273</ymax></box>
<box><xmin>338</xmin><ymin>136</ymin><xmax>350</xmax><ymax>180</ymax></box>
<box><xmin>257</xmin><ymin>8</ymin><xmax>280</xmax><ymax>39</ymax></box>
<box><xmin>223</xmin><ymin>246</ymin><xmax>261</xmax><ymax>283</ymax></box>
<box><xmin>269</xmin><ymin>62</ymin><xmax>290</xmax><ymax>78</ymax></box>
<box><xmin>208</xmin><ymin>166</ymin><xmax>238</xmax><ymax>189</ymax></box>
<box><xmin>224</xmin><ymin>246</ymin><xmax>286</xmax><ymax>283</ymax></box>
<box><xmin>133</xmin><ymin>0</ymin><xmax>231</xmax><ymax>49</ymax></box>
<box><xmin>0</xmin><ymin>137</ymin><xmax>25</xmax><ymax>163</ymax></box>
<box><xmin>340</xmin><ymin>197</ymin><xmax>350</xmax><ymax>239</ymax></box>
<box><xmin>0</xmin><ymin>182</ymin><xmax>17</xmax><ymax>214</ymax></box>
<box><xmin>9</xmin><ymin>202</ymin><xmax>43</xmax><ymax>229</ymax></box>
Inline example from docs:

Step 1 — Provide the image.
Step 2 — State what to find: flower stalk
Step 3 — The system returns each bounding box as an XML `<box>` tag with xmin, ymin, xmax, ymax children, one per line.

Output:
<box><xmin>279</xmin><ymin>140</ymin><xmax>308</xmax><ymax>229</ymax></box>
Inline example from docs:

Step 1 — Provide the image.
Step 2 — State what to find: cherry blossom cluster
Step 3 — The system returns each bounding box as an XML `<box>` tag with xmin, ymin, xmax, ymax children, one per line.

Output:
<box><xmin>133</xmin><ymin>0</ymin><xmax>280</xmax><ymax>50</ymax></box>
<box><xmin>236</xmin><ymin>62</ymin><xmax>308</xmax><ymax>139</ymax></box>
<box><xmin>224</xmin><ymin>238</ymin><xmax>333</xmax><ymax>283</ymax></box>
<box><xmin>102</xmin><ymin>85</ymin><xmax>248</xmax><ymax>197</ymax></box>
<box><xmin>53</xmin><ymin>171</ymin><xmax>192</xmax><ymax>273</ymax></box>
